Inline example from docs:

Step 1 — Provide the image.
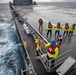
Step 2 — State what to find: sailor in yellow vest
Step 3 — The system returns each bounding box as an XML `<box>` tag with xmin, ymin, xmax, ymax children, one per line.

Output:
<box><xmin>54</xmin><ymin>22</ymin><xmax>62</xmax><ymax>36</ymax></box>
<box><xmin>44</xmin><ymin>39</ymin><xmax>59</xmax><ymax>67</ymax></box>
<box><xmin>46</xmin><ymin>22</ymin><xmax>52</xmax><ymax>37</ymax></box>
<box><xmin>63</xmin><ymin>22</ymin><xmax>69</xmax><ymax>36</ymax></box>
<box><xmin>35</xmin><ymin>39</ymin><xmax>41</xmax><ymax>56</ymax></box>
<box><xmin>69</xmin><ymin>23</ymin><xmax>76</xmax><ymax>36</ymax></box>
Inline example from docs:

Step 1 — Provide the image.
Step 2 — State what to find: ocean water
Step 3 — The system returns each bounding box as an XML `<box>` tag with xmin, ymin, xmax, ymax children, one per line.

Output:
<box><xmin>0</xmin><ymin>4</ymin><xmax>25</xmax><ymax>75</ymax></box>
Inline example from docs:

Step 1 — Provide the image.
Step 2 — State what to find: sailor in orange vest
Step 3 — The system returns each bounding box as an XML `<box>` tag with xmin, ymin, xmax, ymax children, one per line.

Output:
<box><xmin>54</xmin><ymin>22</ymin><xmax>62</xmax><ymax>36</ymax></box>
<box><xmin>38</xmin><ymin>18</ymin><xmax>43</xmax><ymax>30</ymax></box>
<box><xmin>43</xmin><ymin>39</ymin><xmax>59</xmax><ymax>67</ymax></box>
<box><xmin>35</xmin><ymin>39</ymin><xmax>41</xmax><ymax>56</ymax></box>
<box><xmin>69</xmin><ymin>23</ymin><xmax>76</xmax><ymax>36</ymax></box>
<box><xmin>46</xmin><ymin>22</ymin><xmax>52</xmax><ymax>37</ymax></box>
<box><xmin>63</xmin><ymin>22</ymin><xmax>69</xmax><ymax>36</ymax></box>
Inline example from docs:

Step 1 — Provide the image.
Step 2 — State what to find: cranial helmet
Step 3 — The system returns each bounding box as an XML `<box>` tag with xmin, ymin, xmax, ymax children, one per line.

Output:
<box><xmin>50</xmin><ymin>39</ymin><xmax>56</xmax><ymax>45</ymax></box>
<box><xmin>58</xmin><ymin>34</ymin><xmax>62</xmax><ymax>37</ymax></box>
<box><xmin>66</xmin><ymin>22</ymin><xmax>68</xmax><ymax>24</ymax></box>
<box><xmin>58</xmin><ymin>22</ymin><xmax>60</xmax><ymax>24</ymax></box>
<box><xmin>48</xmin><ymin>22</ymin><xmax>51</xmax><ymax>24</ymax></box>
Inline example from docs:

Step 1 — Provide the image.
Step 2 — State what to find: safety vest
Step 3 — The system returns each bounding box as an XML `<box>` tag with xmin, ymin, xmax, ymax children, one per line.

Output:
<box><xmin>56</xmin><ymin>37</ymin><xmax>62</xmax><ymax>42</ymax></box>
<box><xmin>65</xmin><ymin>24</ymin><xmax>69</xmax><ymax>29</ymax></box>
<box><xmin>48</xmin><ymin>45</ymin><xmax>57</xmax><ymax>55</ymax></box>
<box><xmin>72</xmin><ymin>26</ymin><xmax>75</xmax><ymax>30</ymax></box>
<box><xmin>57</xmin><ymin>24</ymin><xmax>60</xmax><ymax>28</ymax></box>
<box><xmin>48</xmin><ymin>24</ymin><xmax>52</xmax><ymax>28</ymax></box>
<box><xmin>36</xmin><ymin>41</ymin><xmax>40</xmax><ymax>48</ymax></box>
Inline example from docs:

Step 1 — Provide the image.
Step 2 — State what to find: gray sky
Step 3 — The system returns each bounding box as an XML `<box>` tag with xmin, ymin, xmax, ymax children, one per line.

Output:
<box><xmin>0</xmin><ymin>0</ymin><xmax>76</xmax><ymax>3</ymax></box>
<box><xmin>34</xmin><ymin>0</ymin><xmax>76</xmax><ymax>2</ymax></box>
<box><xmin>0</xmin><ymin>0</ymin><xmax>12</xmax><ymax>3</ymax></box>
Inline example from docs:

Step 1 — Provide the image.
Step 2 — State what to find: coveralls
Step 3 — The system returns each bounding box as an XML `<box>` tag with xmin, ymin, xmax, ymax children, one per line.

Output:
<box><xmin>63</xmin><ymin>24</ymin><xmax>69</xmax><ymax>36</ymax></box>
<box><xmin>38</xmin><ymin>19</ymin><xmax>43</xmax><ymax>30</ymax></box>
<box><xmin>46</xmin><ymin>23</ymin><xmax>52</xmax><ymax>37</ymax></box>
<box><xmin>54</xmin><ymin>23</ymin><xmax>62</xmax><ymax>36</ymax></box>
<box><xmin>56</xmin><ymin>36</ymin><xmax>63</xmax><ymax>47</ymax></box>
<box><xmin>69</xmin><ymin>24</ymin><xmax>75</xmax><ymax>36</ymax></box>
<box><xmin>45</xmin><ymin>43</ymin><xmax>59</xmax><ymax>67</ymax></box>
<box><xmin>35</xmin><ymin>39</ymin><xmax>41</xmax><ymax>56</ymax></box>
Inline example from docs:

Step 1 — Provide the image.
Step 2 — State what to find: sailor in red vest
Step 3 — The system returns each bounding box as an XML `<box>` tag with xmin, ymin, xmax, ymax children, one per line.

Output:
<box><xmin>56</xmin><ymin>34</ymin><xmax>63</xmax><ymax>47</ymax></box>
<box><xmin>63</xmin><ymin>22</ymin><xmax>69</xmax><ymax>36</ymax></box>
<box><xmin>38</xmin><ymin>18</ymin><xmax>43</xmax><ymax>30</ymax></box>
<box><xmin>54</xmin><ymin>22</ymin><xmax>62</xmax><ymax>36</ymax></box>
<box><xmin>44</xmin><ymin>39</ymin><xmax>59</xmax><ymax>67</ymax></box>
<box><xmin>46</xmin><ymin>22</ymin><xmax>52</xmax><ymax>37</ymax></box>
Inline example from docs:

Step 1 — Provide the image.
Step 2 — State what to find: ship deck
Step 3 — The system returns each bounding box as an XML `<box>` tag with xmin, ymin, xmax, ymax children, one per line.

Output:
<box><xmin>11</xmin><ymin>4</ymin><xmax>76</xmax><ymax>75</ymax></box>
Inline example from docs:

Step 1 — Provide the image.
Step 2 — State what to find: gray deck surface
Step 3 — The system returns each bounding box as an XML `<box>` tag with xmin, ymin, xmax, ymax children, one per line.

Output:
<box><xmin>13</xmin><ymin>13</ymin><xmax>57</xmax><ymax>75</ymax></box>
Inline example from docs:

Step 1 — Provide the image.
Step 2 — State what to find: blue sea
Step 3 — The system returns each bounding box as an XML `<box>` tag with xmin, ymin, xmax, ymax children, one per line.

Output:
<box><xmin>0</xmin><ymin>3</ymin><xmax>25</xmax><ymax>75</ymax></box>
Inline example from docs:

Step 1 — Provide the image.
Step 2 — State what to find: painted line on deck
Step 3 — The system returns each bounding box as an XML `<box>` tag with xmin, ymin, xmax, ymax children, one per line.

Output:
<box><xmin>30</xmin><ymin>13</ymin><xmax>56</xmax><ymax>26</ymax></box>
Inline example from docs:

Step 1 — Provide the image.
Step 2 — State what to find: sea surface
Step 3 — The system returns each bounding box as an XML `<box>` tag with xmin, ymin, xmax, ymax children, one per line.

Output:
<box><xmin>0</xmin><ymin>3</ymin><xmax>25</xmax><ymax>75</ymax></box>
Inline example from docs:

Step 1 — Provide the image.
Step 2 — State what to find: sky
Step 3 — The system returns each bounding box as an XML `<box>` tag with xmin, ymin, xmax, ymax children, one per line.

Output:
<box><xmin>0</xmin><ymin>0</ymin><xmax>76</xmax><ymax>3</ymax></box>
<box><xmin>33</xmin><ymin>0</ymin><xmax>76</xmax><ymax>2</ymax></box>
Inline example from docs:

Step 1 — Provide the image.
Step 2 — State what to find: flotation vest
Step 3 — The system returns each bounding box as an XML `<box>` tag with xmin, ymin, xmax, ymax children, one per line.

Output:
<box><xmin>65</xmin><ymin>24</ymin><xmax>69</xmax><ymax>29</ymax></box>
<box><xmin>57</xmin><ymin>24</ymin><xmax>60</xmax><ymax>28</ymax></box>
<box><xmin>48</xmin><ymin>45</ymin><xmax>57</xmax><ymax>55</ymax></box>
<box><xmin>48</xmin><ymin>24</ymin><xmax>52</xmax><ymax>28</ymax></box>
<box><xmin>58</xmin><ymin>37</ymin><xmax>62</xmax><ymax>42</ymax></box>
<box><xmin>36</xmin><ymin>41</ymin><xmax>40</xmax><ymax>48</ymax></box>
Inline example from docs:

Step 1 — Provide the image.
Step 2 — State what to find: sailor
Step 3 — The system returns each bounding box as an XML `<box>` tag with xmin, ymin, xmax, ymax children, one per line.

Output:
<box><xmin>54</xmin><ymin>22</ymin><xmax>62</xmax><ymax>36</ymax></box>
<box><xmin>35</xmin><ymin>39</ymin><xmax>41</xmax><ymax>56</ymax></box>
<box><xmin>69</xmin><ymin>23</ymin><xmax>76</xmax><ymax>36</ymax></box>
<box><xmin>46</xmin><ymin>22</ymin><xmax>52</xmax><ymax>37</ymax></box>
<box><xmin>43</xmin><ymin>39</ymin><xmax>59</xmax><ymax>67</ymax></box>
<box><xmin>63</xmin><ymin>22</ymin><xmax>69</xmax><ymax>36</ymax></box>
<box><xmin>56</xmin><ymin>34</ymin><xmax>63</xmax><ymax>47</ymax></box>
<box><xmin>38</xmin><ymin>18</ymin><xmax>43</xmax><ymax>30</ymax></box>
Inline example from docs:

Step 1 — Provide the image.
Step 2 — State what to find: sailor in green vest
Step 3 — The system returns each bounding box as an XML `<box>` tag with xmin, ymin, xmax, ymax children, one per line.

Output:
<box><xmin>46</xmin><ymin>22</ymin><xmax>52</xmax><ymax>37</ymax></box>
<box><xmin>54</xmin><ymin>22</ymin><xmax>62</xmax><ymax>36</ymax></box>
<box><xmin>69</xmin><ymin>23</ymin><xmax>76</xmax><ymax>36</ymax></box>
<box><xmin>44</xmin><ymin>39</ymin><xmax>59</xmax><ymax>67</ymax></box>
<box><xmin>35</xmin><ymin>39</ymin><xmax>41</xmax><ymax>56</ymax></box>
